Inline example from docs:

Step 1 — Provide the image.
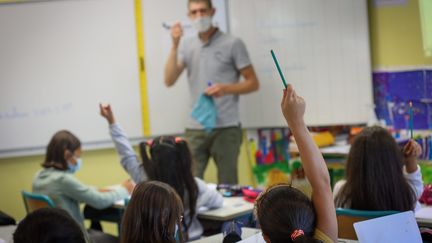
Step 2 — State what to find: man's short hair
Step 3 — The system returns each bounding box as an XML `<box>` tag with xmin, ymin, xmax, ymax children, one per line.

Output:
<box><xmin>188</xmin><ymin>0</ymin><xmax>213</xmax><ymax>9</ymax></box>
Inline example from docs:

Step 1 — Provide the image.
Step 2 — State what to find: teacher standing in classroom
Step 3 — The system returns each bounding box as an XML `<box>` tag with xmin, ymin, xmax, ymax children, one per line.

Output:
<box><xmin>164</xmin><ymin>0</ymin><xmax>259</xmax><ymax>184</ymax></box>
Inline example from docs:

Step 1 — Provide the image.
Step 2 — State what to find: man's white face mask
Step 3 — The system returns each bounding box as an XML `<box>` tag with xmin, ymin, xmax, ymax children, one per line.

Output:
<box><xmin>193</xmin><ymin>16</ymin><xmax>212</xmax><ymax>33</ymax></box>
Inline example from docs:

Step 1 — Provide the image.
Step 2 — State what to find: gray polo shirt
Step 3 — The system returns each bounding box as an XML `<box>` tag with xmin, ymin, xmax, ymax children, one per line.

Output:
<box><xmin>179</xmin><ymin>30</ymin><xmax>251</xmax><ymax>129</ymax></box>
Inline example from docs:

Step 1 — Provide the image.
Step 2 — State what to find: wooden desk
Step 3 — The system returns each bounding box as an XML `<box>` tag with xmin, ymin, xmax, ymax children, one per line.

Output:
<box><xmin>198</xmin><ymin>197</ymin><xmax>254</xmax><ymax>221</ymax></box>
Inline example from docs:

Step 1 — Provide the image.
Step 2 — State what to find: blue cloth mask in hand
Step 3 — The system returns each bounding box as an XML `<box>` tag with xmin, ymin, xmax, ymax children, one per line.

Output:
<box><xmin>191</xmin><ymin>94</ymin><xmax>217</xmax><ymax>132</ymax></box>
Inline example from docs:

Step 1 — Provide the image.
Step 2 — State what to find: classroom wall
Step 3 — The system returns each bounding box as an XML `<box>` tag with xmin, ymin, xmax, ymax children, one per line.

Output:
<box><xmin>1</xmin><ymin>0</ymin><xmax>429</xmax><ymax>233</ymax></box>
<box><xmin>369</xmin><ymin>0</ymin><xmax>432</xmax><ymax>67</ymax></box>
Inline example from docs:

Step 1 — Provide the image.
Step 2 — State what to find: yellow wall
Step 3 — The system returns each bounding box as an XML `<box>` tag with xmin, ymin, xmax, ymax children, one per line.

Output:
<box><xmin>0</xmin><ymin>141</ymin><xmax>254</xmax><ymax>224</ymax></box>
<box><xmin>369</xmin><ymin>0</ymin><xmax>432</xmax><ymax>67</ymax></box>
<box><xmin>0</xmin><ymin>148</ymin><xmax>130</xmax><ymax>232</ymax></box>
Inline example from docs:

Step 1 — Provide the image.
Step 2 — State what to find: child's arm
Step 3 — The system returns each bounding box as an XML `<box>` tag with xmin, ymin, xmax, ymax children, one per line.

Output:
<box><xmin>195</xmin><ymin>178</ymin><xmax>223</xmax><ymax>209</ymax></box>
<box><xmin>281</xmin><ymin>85</ymin><xmax>337</xmax><ymax>241</ymax></box>
<box><xmin>403</xmin><ymin>140</ymin><xmax>424</xmax><ymax>200</ymax></box>
<box><xmin>99</xmin><ymin>104</ymin><xmax>148</xmax><ymax>183</ymax></box>
<box><xmin>403</xmin><ymin>139</ymin><xmax>422</xmax><ymax>173</ymax></box>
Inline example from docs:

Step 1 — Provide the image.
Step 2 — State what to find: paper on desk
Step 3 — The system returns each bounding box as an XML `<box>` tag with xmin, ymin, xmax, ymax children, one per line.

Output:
<box><xmin>198</xmin><ymin>206</ymin><xmax>209</xmax><ymax>213</ymax></box>
<box><xmin>354</xmin><ymin>211</ymin><xmax>422</xmax><ymax>243</ymax></box>
<box><xmin>238</xmin><ymin>233</ymin><xmax>265</xmax><ymax>243</ymax></box>
<box><xmin>319</xmin><ymin>144</ymin><xmax>350</xmax><ymax>154</ymax></box>
<box><xmin>415</xmin><ymin>206</ymin><xmax>432</xmax><ymax>219</ymax></box>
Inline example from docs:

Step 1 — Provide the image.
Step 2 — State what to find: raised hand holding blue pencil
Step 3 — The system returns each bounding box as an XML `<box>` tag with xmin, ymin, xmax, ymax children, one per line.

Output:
<box><xmin>270</xmin><ymin>49</ymin><xmax>288</xmax><ymax>89</ymax></box>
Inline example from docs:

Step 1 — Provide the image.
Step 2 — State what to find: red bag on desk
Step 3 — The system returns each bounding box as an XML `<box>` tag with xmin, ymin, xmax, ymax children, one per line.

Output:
<box><xmin>419</xmin><ymin>184</ymin><xmax>432</xmax><ymax>205</ymax></box>
<box><xmin>242</xmin><ymin>188</ymin><xmax>261</xmax><ymax>203</ymax></box>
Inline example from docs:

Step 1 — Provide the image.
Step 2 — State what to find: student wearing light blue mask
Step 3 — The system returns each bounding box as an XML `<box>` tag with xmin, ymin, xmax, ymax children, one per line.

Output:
<box><xmin>67</xmin><ymin>153</ymin><xmax>82</xmax><ymax>174</ymax></box>
<box><xmin>32</xmin><ymin>130</ymin><xmax>135</xmax><ymax>243</ymax></box>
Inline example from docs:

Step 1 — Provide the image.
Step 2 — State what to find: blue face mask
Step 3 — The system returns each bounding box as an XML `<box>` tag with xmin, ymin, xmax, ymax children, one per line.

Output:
<box><xmin>67</xmin><ymin>158</ymin><xmax>82</xmax><ymax>174</ymax></box>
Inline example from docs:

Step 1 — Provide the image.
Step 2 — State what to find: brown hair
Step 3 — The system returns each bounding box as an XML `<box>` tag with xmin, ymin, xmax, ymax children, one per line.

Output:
<box><xmin>13</xmin><ymin>208</ymin><xmax>86</xmax><ymax>243</ymax></box>
<box><xmin>42</xmin><ymin>130</ymin><xmax>81</xmax><ymax>170</ymax></box>
<box><xmin>255</xmin><ymin>184</ymin><xmax>321</xmax><ymax>243</ymax></box>
<box><xmin>139</xmin><ymin>136</ymin><xmax>198</xmax><ymax>239</ymax></box>
<box><xmin>334</xmin><ymin>126</ymin><xmax>416</xmax><ymax>211</ymax></box>
<box><xmin>188</xmin><ymin>0</ymin><xmax>212</xmax><ymax>9</ymax></box>
<box><xmin>120</xmin><ymin>181</ymin><xmax>184</xmax><ymax>243</ymax></box>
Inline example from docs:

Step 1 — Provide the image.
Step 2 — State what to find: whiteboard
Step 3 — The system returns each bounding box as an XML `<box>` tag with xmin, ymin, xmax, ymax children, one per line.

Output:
<box><xmin>229</xmin><ymin>0</ymin><xmax>373</xmax><ymax>127</ymax></box>
<box><xmin>0</xmin><ymin>0</ymin><xmax>373</xmax><ymax>157</ymax></box>
<box><xmin>0</xmin><ymin>0</ymin><xmax>228</xmax><ymax>157</ymax></box>
<box><xmin>0</xmin><ymin>0</ymin><xmax>143</xmax><ymax>157</ymax></box>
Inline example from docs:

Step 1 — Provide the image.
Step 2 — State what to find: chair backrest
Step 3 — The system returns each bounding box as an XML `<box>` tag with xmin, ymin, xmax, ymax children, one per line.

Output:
<box><xmin>336</xmin><ymin>208</ymin><xmax>399</xmax><ymax>240</ymax></box>
<box><xmin>21</xmin><ymin>191</ymin><xmax>55</xmax><ymax>214</ymax></box>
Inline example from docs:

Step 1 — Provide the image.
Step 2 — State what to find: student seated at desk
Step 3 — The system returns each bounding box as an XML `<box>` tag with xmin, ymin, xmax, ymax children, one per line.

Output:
<box><xmin>32</xmin><ymin>130</ymin><xmax>135</xmax><ymax>242</ymax></box>
<box><xmin>333</xmin><ymin>126</ymin><xmax>424</xmax><ymax>212</ymax></box>
<box><xmin>100</xmin><ymin>104</ymin><xmax>223</xmax><ymax>240</ymax></box>
<box><xmin>254</xmin><ymin>85</ymin><xmax>337</xmax><ymax>243</ymax></box>
<box><xmin>121</xmin><ymin>181</ymin><xmax>184</xmax><ymax>243</ymax></box>
<box><xmin>13</xmin><ymin>208</ymin><xmax>87</xmax><ymax>243</ymax></box>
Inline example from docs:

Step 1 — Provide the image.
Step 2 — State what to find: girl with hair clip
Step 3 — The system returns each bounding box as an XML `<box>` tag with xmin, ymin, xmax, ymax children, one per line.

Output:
<box><xmin>255</xmin><ymin>84</ymin><xmax>337</xmax><ymax>243</ymax></box>
<box><xmin>99</xmin><ymin>104</ymin><xmax>223</xmax><ymax>240</ymax></box>
<box><xmin>120</xmin><ymin>181</ymin><xmax>184</xmax><ymax>243</ymax></box>
<box><xmin>333</xmin><ymin>126</ymin><xmax>424</xmax><ymax>211</ymax></box>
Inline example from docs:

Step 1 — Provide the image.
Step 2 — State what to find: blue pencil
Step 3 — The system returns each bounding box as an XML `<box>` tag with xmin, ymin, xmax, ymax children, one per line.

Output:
<box><xmin>409</xmin><ymin>101</ymin><xmax>413</xmax><ymax>139</ymax></box>
<box><xmin>270</xmin><ymin>50</ymin><xmax>287</xmax><ymax>89</ymax></box>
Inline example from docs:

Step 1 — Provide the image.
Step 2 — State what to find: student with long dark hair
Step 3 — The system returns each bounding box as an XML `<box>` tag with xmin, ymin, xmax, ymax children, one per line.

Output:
<box><xmin>255</xmin><ymin>85</ymin><xmax>337</xmax><ymax>243</ymax></box>
<box><xmin>100</xmin><ymin>104</ymin><xmax>223</xmax><ymax>240</ymax></box>
<box><xmin>333</xmin><ymin>126</ymin><xmax>423</xmax><ymax>211</ymax></box>
<box><xmin>120</xmin><ymin>181</ymin><xmax>184</xmax><ymax>243</ymax></box>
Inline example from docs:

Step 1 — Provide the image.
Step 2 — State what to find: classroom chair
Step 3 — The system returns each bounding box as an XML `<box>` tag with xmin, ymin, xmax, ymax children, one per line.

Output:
<box><xmin>21</xmin><ymin>191</ymin><xmax>55</xmax><ymax>214</ymax></box>
<box><xmin>336</xmin><ymin>208</ymin><xmax>399</xmax><ymax>240</ymax></box>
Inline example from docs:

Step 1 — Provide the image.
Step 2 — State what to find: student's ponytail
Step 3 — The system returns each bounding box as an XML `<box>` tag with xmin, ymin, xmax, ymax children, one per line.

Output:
<box><xmin>256</xmin><ymin>184</ymin><xmax>321</xmax><ymax>243</ymax></box>
<box><xmin>291</xmin><ymin>234</ymin><xmax>322</xmax><ymax>243</ymax></box>
<box><xmin>139</xmin><ymin>141</ymin><xmax>156</xmax><ymax>179</ymax></box>
<box><xmin>175</xmin><ymin>140</ymin><xmax>198</xmax><ymax>230</ymax></box>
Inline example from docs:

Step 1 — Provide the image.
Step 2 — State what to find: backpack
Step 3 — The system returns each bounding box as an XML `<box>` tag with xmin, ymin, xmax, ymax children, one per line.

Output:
<box><xmin>0</xmin><ymin>211</ymin><xmax>15</xmax><ymax>226</ymax></box>
<box><xmin>419</xmin><ymin>184</ymin><xmax>432</xmax><ymax>205</ymax></box>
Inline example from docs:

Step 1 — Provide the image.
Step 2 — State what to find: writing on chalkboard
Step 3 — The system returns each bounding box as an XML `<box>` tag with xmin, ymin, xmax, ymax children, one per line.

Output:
<box><xmin>0</xmin><ymin>103</ymin><xmax>73</xmax><ymax>120</ymax></box>
<box><xmin>256</xmin><ymin>20</ymin><xmax>317</xmax><ymax>29</ymax></box>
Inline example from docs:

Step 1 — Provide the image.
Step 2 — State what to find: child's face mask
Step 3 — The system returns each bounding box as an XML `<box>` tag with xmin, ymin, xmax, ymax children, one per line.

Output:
<box><xmin>67</xmin><ymin>157</ymin><xmax>82</xmax><ymax>174</ymax></box>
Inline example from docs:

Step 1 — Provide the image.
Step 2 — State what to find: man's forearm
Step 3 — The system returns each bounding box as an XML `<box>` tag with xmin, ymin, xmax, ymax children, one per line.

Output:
<box><xmin>222</xmin><ymin>78</ymin><xmax>259</xmax><ymax>95</ymax></box>
<box><xmin>164</xmin><ymin>46</ymin><xmax>182</xmax><ymax>87</ymax></box>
